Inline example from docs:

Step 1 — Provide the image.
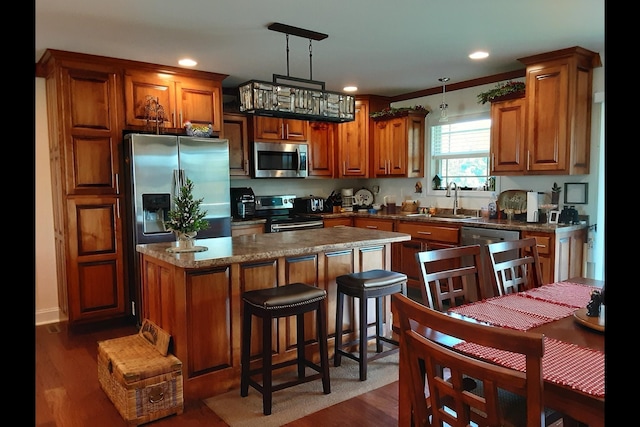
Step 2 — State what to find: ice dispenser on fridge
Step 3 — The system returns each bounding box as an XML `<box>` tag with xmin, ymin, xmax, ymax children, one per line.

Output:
<box><xmin>142</xmin><ymin>194</ymin><xmax>171</xmax><ymax>234</ymax></box>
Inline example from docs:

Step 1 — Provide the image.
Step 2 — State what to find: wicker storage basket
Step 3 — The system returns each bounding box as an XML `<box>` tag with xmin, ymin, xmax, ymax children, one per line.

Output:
<box><xmin>97</xmin><ymin>320</ymin><xmax>183</xmax><ymax>425</ymax></box>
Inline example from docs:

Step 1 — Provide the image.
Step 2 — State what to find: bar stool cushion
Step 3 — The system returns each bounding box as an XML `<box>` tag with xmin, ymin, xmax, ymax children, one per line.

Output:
<box><xmin>243</xmin><ymin>283</ymin><xmax>327</xmax><ymax>311</ymax></box>
<box><xmin>337</xmin><ymin>269</ymin><xmax>408</xmax><ymax>290</ymax></box>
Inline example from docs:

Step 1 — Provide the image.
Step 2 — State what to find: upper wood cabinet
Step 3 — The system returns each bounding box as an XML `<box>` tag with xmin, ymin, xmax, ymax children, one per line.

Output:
<box><xmin>223</xmin><ymin>113</ymin><xmax>251</xmax><ymax>177</ymax></box>
<box><xmin>371</xmin><ymin>111</ymin><xmax>426</xmax><ymax>178</ymax></box>
<box><xmin>124</xmin><ymin>70</ymin><xmax>223</xmax><ymax>132</ymax></box>
<box><xmin>490</xmin><ymin>95</ymin><xmax>527</xmax><ymax>174</ymax></box>
<box><xmin>336</xmin><ymin>95</ymin><xmax>389</xmax><ymax>178</ymax></box>
<box><xmin>517</xmin><ymin>46</ymin><xmax>601</xmax><ymax>175</ymax></box>
<box><xmin>253</xmin><ymin>116</ymin><xmax>308</xmax><ymax>141</ymax></box>
<box><xmin>308</xmin><ymin>121</ymin><xmax>336</xmax><ymax>177</ymax></box>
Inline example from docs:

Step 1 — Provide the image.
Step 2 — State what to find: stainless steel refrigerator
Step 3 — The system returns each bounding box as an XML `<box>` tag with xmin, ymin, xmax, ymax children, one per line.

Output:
<box><xmin>123</xmin><ymin>133</ymin><xmax>231</xmax><ymax>322</ymax></box>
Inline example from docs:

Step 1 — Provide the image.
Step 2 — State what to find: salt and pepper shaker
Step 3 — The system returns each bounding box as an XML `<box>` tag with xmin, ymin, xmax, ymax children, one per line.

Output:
<box><xmin>586</xmin><ymin>290</ymin><xmax>602</xmax><ymax>317</ymax></box>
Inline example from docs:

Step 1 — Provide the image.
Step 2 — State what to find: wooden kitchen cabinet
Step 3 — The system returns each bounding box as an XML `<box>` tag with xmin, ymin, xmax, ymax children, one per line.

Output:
<box><xmin>336</xmin><ymin>95</ymin><xmax>389</xmax><ymax>178</ymax></box>
<box><xmin>490</xmin><ymin>95</ymin><xmax>527</xmax><ymax>174</ymax></box>
<box><xmin>308</xmin><ymin>121</ymin><xmax>336</xmax><ymax>177</ymax></box>
<box><xmin>253</xmin><ymin>116</ymin><xmax>308</xmax><ymax>141</ymax></box>
<box><xmin>371</xmin><ymin>111</ymin><xmax>426</xmax><ymax>177</ymax></box>
<box><xmin>517</xmin><ymin>47</ymin><xmax>601</xmax><ymax>175</ymax></box>
<box><xmin>223</xmin><ymin>112</ymin><xmax>251</xmax><ymax>176</ymax></box>
<box><xmin>353</xmin><ymin>217</ymin><xmax>394</xmax><ymax>231</ymax></box>
<box><xmin>124</xmin><ymin>69</ymin><xmax>224</xmax><ymax>132</ymax></box>
<box><xmin>392</xmin><ymin>221</ymin><xmax>460</xmax><ymax>291</ymax></box>
<box><xmin>231</xmin><ymin>222</ymin><xmax>265</xmax><ymax>236</ymax></box>
<box><xmin>37</xmin><ymin>50</ymin><xmax>129</xmax><ymax>326</ymax></box>
<box><xmin>324</xmin><ymin>217</ymin><xmax>353</xmax><ymax>228</ymax></box>
<box><xmin>522</xmin><ymin>227</ymin><xmax>586</xmax><ymax>284</ymax></box>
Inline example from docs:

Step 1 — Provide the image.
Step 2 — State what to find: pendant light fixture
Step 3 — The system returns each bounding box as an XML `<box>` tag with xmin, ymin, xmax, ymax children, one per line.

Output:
<box><xmin>438</xmin><ymin>77</ymin><xmax>450</xmax><ymax>122</ymax></box>
<box><xmin>239</xmin><ymin>23</ymin><xmax>355</xmax><ymax>123</ymax></box>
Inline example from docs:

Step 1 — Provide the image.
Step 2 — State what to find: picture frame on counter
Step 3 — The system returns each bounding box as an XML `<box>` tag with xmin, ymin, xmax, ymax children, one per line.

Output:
<box><xmin>564</xmin><ymin>182</ymin><xmax>588</xmax><ymax>204</ymax></box>
<box><xmin>549</xmin><ymin>210</ymin><xmax>560</xmax><ymax>224</ymax></box>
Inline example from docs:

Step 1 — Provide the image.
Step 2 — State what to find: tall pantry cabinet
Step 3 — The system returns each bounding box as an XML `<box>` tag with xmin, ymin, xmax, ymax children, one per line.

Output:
<box><xmin>36</xmin><ymin>49</ymin><xmax>227</xmax><ymax>328</ymax></box>
<box><xmin>37</xmin><ymin>50</ymin><xmax>127</xmax><ymax>327</ymax></box>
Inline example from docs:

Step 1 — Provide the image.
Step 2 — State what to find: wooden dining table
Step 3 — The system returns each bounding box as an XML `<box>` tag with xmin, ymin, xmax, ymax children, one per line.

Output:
<box><xmin>397</xmin><ymin>277</ymin><xmax>605</xmax><ymax>427</ymax></box>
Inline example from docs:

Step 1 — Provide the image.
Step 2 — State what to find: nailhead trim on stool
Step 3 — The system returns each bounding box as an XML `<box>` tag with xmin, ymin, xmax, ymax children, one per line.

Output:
<box><xmin>334</xmin><ymin>269</ymin><xmax>407</xmax><ymax>381</ymax></box>
<box><xmin>240</xmin><ymin>282</ymin><xmax>331</xmax><ymax>415</ymax></box>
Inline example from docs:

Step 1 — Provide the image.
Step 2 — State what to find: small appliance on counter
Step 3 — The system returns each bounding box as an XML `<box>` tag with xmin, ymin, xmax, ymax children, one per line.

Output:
<box><xmin>558</xmin><ymin>205</ymin><xmax>580</xmax><ymax>224</ymax></box>
<box><xmin>526</xmin><ymin>191</ymin><xmax>543</xmax><ymax>223</ymax></box>
<box><xmin>230</xmin><ymin>187</ymin><xmax>256</xmax><ymax>220</ymax></box>
<box><xmin>293</xmin><ymin>196</ymin><xmax>325</xmax><ymax>214</ymax></box>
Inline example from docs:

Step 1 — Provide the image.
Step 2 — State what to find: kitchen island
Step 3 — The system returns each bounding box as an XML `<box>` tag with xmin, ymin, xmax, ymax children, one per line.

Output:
<box><xmin>136</xmin><ymin>226</ymin><xmax>411</xmax><ymax>399</ymax></box>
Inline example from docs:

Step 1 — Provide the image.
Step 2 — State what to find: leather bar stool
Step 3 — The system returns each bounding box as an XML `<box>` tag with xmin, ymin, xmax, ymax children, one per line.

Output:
<box><xmin>240</xmin><ymin>282</ymin><xmax>331</xmax><ymax>415</ymax></box>
<box><xmin>334</xmin><ymin>269</ymin><xmax>408</xmax><ymax>381</ymax></box>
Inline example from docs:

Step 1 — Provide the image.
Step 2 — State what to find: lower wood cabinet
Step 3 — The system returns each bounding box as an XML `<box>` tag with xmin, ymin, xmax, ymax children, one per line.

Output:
<box><xmin>230</xmin><ymin>222</ymin><xmax>265</xmax><ymax>236</ymax></box>
<box><xmin>392</xmin><ymin>221</ymin><xmax>460</xmax><ymax>292</ymax></box>
<box><xmin>324</xmin><ymin>217</ymin><xmax>353</xmax><ymax>228</ymax></box>
<box><xmin>353</xmin><ymin>217</ymin><xmax>394</xmax><ymax>231</ymax></box>
<box><xmin>522</xmin><ymin>228</ymin><xmax>586</xmax><ymax>284</ymax></box>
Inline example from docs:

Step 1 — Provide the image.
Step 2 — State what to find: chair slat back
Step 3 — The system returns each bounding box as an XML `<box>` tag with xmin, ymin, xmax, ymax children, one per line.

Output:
<box><xmin>416</xmin><ymin>244</ymin><xmax>486</xmax><ymax>311</ymax></box>
<box><xmin>486</xmin><ymin>237</ymin><xmax>544</xmax><ymax>296</ymax></box>
<box><xmin>392</xmin><ymin>293</ymin><xmax>545</xmax><ymax>427</ymax></box>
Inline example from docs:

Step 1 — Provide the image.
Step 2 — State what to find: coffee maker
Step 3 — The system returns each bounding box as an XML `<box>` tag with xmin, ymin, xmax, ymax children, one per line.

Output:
<box><xmin>230</xmin><ymin>187</ymin><xmax>256</xmax><ymax>220</ymax></box>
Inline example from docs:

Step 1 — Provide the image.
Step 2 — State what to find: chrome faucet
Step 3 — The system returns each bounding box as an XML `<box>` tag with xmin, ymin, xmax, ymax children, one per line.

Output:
<box><xmin>446</xmin><ymin>182</ymin><xmax>458</xmax><ymax>215</ymax></box>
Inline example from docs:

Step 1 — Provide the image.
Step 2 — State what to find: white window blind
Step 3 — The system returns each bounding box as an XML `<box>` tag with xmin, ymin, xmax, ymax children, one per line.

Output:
<box><xmin>431</xmin><ymin>117</ymin><xmax>492</xmax><ymax>190</ymax></box>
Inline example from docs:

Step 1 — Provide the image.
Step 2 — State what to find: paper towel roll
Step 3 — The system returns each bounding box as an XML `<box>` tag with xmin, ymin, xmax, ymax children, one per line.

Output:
<box><xmin>527</xmin><ymin>191</ymin><xmax>539</xmax><ymax>222</ymax></box>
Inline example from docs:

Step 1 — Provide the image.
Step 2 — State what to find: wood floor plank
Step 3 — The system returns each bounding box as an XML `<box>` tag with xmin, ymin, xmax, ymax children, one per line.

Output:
<box><xmin>35</xmin><ymin>321</ymin><xmax>400</xmax><ymax>427</ymax></box>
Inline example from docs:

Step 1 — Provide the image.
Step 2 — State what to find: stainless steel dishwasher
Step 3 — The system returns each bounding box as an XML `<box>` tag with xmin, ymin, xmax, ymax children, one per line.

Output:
<box><xmin>460</xmin><ymin>226</ymin><xmax>520</xmax><ymax>298</ymax></box>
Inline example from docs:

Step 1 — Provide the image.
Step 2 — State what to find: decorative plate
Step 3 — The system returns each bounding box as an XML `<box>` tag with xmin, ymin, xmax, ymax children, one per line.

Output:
<box><xmin>354</xmin><ymin>188</ymin><xmax>374</xmax><ymax>206</ymax></box>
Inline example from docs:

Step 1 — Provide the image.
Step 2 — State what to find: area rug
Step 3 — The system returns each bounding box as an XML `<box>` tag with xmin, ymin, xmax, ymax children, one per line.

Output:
<box><xmin>203</xmin><ymin>350</ymin><xmax>399</xmax><ymax>427</ymax></box>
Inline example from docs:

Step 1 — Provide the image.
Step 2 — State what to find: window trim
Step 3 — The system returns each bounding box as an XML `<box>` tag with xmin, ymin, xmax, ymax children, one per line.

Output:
<box><xmin>426</xmin><ymin>112</ymin><xmax>499</xmax><ymax>197</ymax></box>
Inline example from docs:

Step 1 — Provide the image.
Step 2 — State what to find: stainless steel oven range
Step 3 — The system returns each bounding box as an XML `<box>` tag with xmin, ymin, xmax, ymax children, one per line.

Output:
<box><xmin>254</xmin><ymin>194</ymin><xmax>324</xmax><ymax>232</ymax></box>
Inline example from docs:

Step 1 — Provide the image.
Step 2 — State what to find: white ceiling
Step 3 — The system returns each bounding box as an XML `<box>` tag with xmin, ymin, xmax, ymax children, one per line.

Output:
<box><xmin>35</xmin><ymin>0</ymin><xmax>605</xmax><ymax>98</ymax></box>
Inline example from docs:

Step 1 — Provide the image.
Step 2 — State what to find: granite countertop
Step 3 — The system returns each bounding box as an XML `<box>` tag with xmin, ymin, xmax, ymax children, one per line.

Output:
<box><xmin>136</xmin><ymin>226</ymin><xmax>411</xmax><ymax>269</ymax></box>
<box><xmin>317</xmin><ymin>210</ymin><xmax>587</xmax><ymax>233</ymax></box>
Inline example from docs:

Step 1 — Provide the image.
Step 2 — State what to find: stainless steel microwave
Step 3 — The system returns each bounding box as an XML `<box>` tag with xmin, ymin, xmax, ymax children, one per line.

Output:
<box><xmin>252</xmin><ymin>141</ymin><xmax>308</xmax><ymax>178</ymax></box>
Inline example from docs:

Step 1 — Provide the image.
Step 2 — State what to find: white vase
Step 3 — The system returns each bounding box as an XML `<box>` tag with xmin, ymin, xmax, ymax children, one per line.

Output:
<box><xmin>175</xmin><ymin>231</ymin><xmax>197</xmax><ymax>249</ymax></box>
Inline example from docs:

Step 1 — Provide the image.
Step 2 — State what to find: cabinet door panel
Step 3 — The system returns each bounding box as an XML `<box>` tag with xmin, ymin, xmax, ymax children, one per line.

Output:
<box><xmin>69</xmin><ymin>135</ymin><xmax>117</xmax><ymax>193</ymax></box>
<box><xmin>224</xmin><ymin>113</ymin><xmax>250</xmax><ymax>176</ymax></box>
<box><xmin>187</xmin><ymin>267</ymin><xmax>232</xmax><ymax>374</ymax></box>
<box><xmin>490</xmin><ymin>97</ymin><xmax>526</xmax><ymax>174</ymax></box>
<box><xmin>338</xmin><ymin>100</ymin><xmax>369</xmax><ymax>177</ymax></box>
<box><xmin>178</xmin><ymin>79</ymin><xmax>222</xmax><ymax>131</ymax></box>
<box><xmin>308</xmin><ymin>121</ymin><xmax>336</xmax><ymax>177</ymax></box>
<box><xmin>65</xmin><ymin>68</ymin><xmax>115</xmax><ymax>131</ymax></box>
<box><xmin>124</xmin><ymin>72</ymin><xmax>176</xmax><ymax>128</ymax></box>
<box><xmin>67</xmin><ymin>197</ymin><xmax>126</xmax><ymax>322</ymax></box>
<box><xmin>526</xmin><ymin>64</ymin><xmax>569</xmax><ymax>172</ymax></box>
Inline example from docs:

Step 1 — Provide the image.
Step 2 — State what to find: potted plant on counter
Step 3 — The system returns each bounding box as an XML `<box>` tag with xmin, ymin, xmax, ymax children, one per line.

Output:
<box><xmin>165</xmin><ymin>177</ymin><xmax>208</xmax><ymax>248</ymax></box>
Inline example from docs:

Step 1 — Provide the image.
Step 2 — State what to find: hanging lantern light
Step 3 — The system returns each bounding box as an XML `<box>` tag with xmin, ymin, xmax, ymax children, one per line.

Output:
<box><xmin>438</xmin><ymin>77</ymin><xmax>450</xmax><ymax>122</ymax></box>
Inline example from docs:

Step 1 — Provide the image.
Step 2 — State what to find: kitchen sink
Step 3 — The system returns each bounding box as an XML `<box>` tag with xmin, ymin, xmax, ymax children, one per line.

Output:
<box><xmin>405</xmin><ymin>213</ymin><xmax>481</xmax><ymax>222</ymax></box>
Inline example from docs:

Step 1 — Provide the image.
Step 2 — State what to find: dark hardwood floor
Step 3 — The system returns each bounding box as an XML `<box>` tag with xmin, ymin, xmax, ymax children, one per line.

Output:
<box><xmin>35</xmin><ymin>321</ymin><xmax>399</xmax><ymax>427</ymax></box>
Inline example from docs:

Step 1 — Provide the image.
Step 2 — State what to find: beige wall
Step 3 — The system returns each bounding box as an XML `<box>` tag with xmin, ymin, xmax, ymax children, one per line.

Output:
<box><xmin>35</xmin><ymin>77</ymin><xmax>62</xmax><ymax>325</ymax></box>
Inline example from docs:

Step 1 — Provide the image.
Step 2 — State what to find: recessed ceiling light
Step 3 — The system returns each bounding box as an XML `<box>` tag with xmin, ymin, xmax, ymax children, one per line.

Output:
<box><xmin>343</xmin><ymin>86</ymin><xmax>358</xmax><ymax>92</ymax></box>
<box><xmin>179</xmin><ymin>58</ymin><xmax>198</xmax><ymax>67</ymax></box>
<box><xmin>469</xmin><ymin>51</ymin><xmax>489</xmax><ymax>60</ymax></box>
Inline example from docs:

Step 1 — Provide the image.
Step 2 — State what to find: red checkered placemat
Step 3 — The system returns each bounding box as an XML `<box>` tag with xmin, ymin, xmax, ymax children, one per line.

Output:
<box><xmin>454</xmin><ymin>337</ymin><xmax>605</xmax><ymax>398</ymax></box>
<box><xmin>449</xmin><ymin>300</ymin><xmax>554</xmax><ymax>331</ymax></box>
<box><xmin>486</xmin><ymin>294</ymin><xmax>575</xmax><ymax>320</ymax></box>
<box><xmin>521</xmin><ymin>282</ymin><xmax>598</xmax><ymax>308</ymax></box>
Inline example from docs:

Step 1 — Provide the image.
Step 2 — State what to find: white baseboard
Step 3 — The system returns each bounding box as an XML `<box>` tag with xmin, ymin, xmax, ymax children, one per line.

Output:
<box><xmin>35</xmin><ymin>307</ymin><xmax>66</xmax><ymax>326</ymax></box>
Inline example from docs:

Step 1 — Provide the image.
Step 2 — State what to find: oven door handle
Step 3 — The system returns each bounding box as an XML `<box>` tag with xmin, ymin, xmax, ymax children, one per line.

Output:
<box><xmin>271</xmin><ymin>221</ymin><xmax>324</xmax><ymax>232</ymax></box>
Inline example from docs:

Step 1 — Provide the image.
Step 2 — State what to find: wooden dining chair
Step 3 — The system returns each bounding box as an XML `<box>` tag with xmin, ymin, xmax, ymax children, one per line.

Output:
<box><xmin>392</xmin><ymin>293</ymin><xmax>547</xmax><ymax>427</ymax></box>
<box><xmin>415</xmin><ymin>244</ymin><xmax>486</xmax><ymax>311</ymax></box>
<box><xmin>485</xmin><ymin>237</ymin><xmax>544</xmax><ymax>296</ymax></box>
